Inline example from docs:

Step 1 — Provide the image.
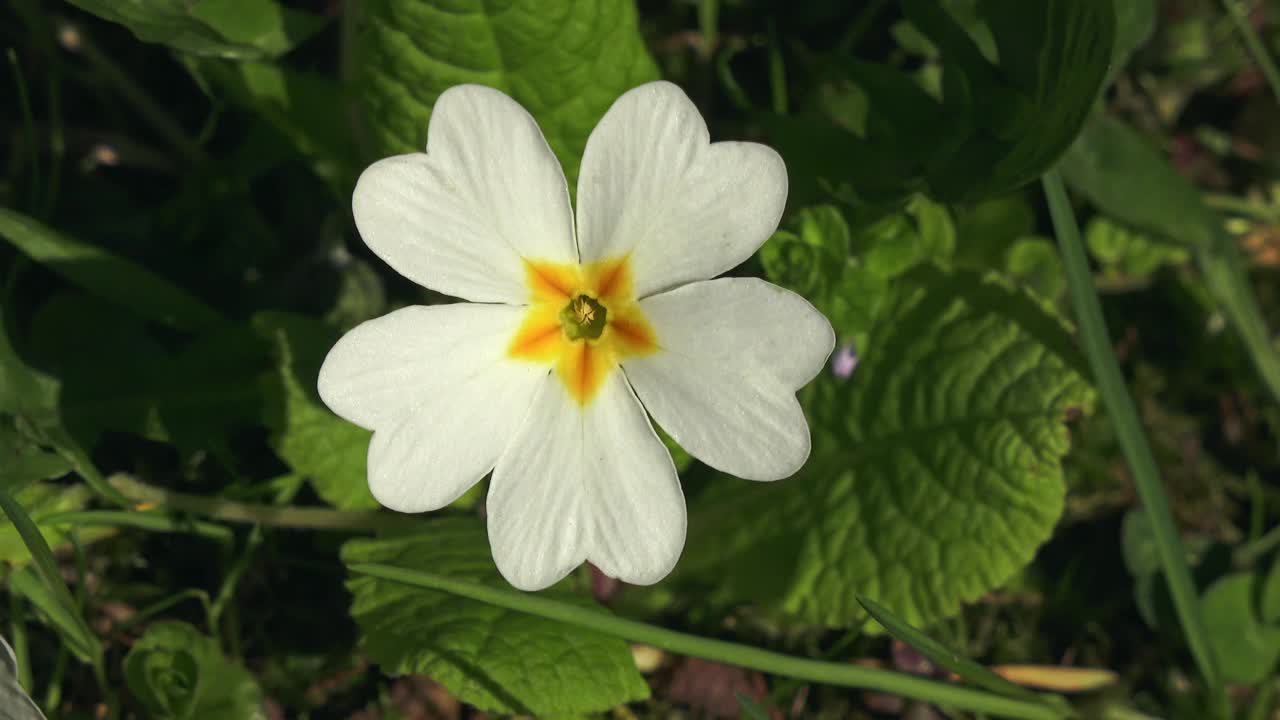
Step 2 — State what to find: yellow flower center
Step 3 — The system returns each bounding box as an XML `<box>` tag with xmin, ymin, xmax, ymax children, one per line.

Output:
<box><xmin>507</xmin><ymin>256</ymin><xmax>658</xmax><ymax>405</ymax></box>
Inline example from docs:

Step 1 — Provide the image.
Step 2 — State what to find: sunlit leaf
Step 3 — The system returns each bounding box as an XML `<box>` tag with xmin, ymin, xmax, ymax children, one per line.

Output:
<box><xmin>358</xmin><ymin>0</ymin><xmax>658</xmax><ymax>184</ymax></box>
<box><xmin>343</xmin><ymin>519</ymin><xmax>649</xmax><ymax>716</ymax></box>
<box><xmin>254</xmin><ymin>312</ymin><xmax>377</xmax><ymax>510</ymax></box>
<box><xmin>677</xmin><ymin>267</ymin><xmax>1094</xmax><ymax>628</ymax></box>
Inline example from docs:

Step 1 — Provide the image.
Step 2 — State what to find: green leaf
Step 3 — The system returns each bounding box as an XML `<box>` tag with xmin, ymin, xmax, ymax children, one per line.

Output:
<box><xmin>1262</xmin><ymin>556</ymin><xmax>1280</xmax><ymax>625</ymax></box>
<box><xmin>1005</xmin><ymin>236</ymin><xmax>1066</xmax><ymax>301</ymax></box>
<box><xmin>124</xmin><ymin>621</ymin><xmax>266</xmax><ymax>720</ymax></box>
<box><xmin>1200</xmin><ymin>573</ymin><xmax>1280</xmax><ymax>684</ymax></box>
<box><xmin>25</xmin><ymin>294</ymin><xmax>265</xmax><ymax>455</ymax></box>
<box><xmin>0</xmin><ymin>209</ymin><xmax>223</xmax><ymax>332</ymax></box>
<box><xmin>905</xmin><ymin>0</ymin><xmax>1116</xmax><ymax>201</ymax></box>
<box><xmin>195</xmin><ymin>60</ymin><xmax>361</xmax><ymax>196</ymax></box>
<box><xmin>254</xmin><ymin>313</ymin><xmax>377</xmax><ymax>510</ymax></box>
<box><xmin>678</xmin><ymin>266</ymin><xmax>1094</xmax><ymax>628</ymax></box>
<box><xmin>1112</xmin><ymin>0</ymin><xmax>1157</xmax><ymax>76</ymax></box>
<box><xmin>857</xmin><ymin>595</ymin><xmax>1049</xmax><ymax>705</ymax></box>
<box><xmin>64</xmin><ymin>0</ymin><xmax>325</xmax><ymax>59</ymax></box>
<box><xmin>358</xmin><ymin>0</ymin><xmax>658</xmax><ymax>185</ymax></box>
<box><xmin>1085</xmin><ymin>218</ymin><xmax>1189</xmax><ymax>278</ymax></box>
<box><xmin>759</xmin><ymin>205</ymin><xmax>851</xmax><ymax>302</ymax></box>
<box><xmin>1059</xmin><ymin>114</ymin><xmax>1217</xmax><ymax>250</ymax></box>
<box><xmin>0</xmin><ymin>426</ymin><xmax>71</xmax><ymax>492</ymax></box>
<box><xmin>342</xmin><ymin>518</ymin><xmax>649</xmax><ymax>716</ymax></box>
<box><xmin>0</xmin><ymin>635</ymin><xmax>45</xmax><ymax>720</ymax></box>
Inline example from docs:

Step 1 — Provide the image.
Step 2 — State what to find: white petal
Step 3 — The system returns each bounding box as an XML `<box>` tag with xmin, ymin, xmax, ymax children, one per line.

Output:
<box><xmin>624</xmin><ymin>278</ymin><xmax>835</xmax><ymax>481</ymax></box>
<box><xmin>317</xmin><ymin>304</ymin><xmax>546</xmax><ymax>512</ymax></box>
<box><xmin>352</xmin><ymin>85</ymin><xmax>576</xmax><ymax>303</ymax></box>
<box><xmin>488</xmin><ymin>372</ymin><xmax>686</xmax><ymax>591</ymax></box>
<box><xmin>575</xmin><ymin>81</ymin><xmax>787</xmax><ymax>298</ymax></box>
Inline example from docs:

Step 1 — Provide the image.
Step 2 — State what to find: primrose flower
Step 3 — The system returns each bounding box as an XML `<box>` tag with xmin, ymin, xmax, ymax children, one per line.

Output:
<box><xmin>318</xmin><ymin>81</ymin><xmax>834</xmax><ymax>591</ymax></box>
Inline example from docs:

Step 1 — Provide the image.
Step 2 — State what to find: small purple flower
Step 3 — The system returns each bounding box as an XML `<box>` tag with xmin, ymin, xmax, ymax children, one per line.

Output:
<box><xmin>832</xmin><ymin>343</ymin><xmax>858</xmax><ymax>379</ymax></box>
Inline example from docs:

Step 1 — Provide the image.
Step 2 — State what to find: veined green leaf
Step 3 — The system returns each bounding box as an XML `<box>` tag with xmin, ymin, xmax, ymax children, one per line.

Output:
<box><xmin>124</xmin><ymin>621</ymin><xmax>266</xmax><ymax>720</ymax></box>
<box><xmin>64</xmin><ymin>0</ymin><xmax>325</xmax><ymax>59</ymax></box>
<box><xmin>357</xmin><ymin>0</ymin><xmax>658</xmax><ymax>185</ymax></box>
<box><xmin>342</xmin><ymin>518</ymin><xmax>649</xmax><ymax>716</ymax></box>
<box><xmin>678</xmin><ymin>266</ymin><xmax>1094</xmax><ymax>628</ymax></box>
<box><xmin>0</xmin><ymin>209</ymin><xmax>223</xmax><ymax>332</ymax></box>
<box><xmin>0</xmin><ymin>426</ymin><xmax>71</xmax><ymax>493</ymax></box>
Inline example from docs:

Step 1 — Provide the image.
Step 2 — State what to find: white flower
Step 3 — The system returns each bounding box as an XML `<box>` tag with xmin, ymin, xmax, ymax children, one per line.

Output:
<box><xmin>318</xmin><ymin>81</ymin><xmax>834</xmax><ymax>591</ymax></box>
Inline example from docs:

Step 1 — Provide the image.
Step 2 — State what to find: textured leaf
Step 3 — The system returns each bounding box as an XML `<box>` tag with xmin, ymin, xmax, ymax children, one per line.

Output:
<box><xmin>0</xmin><ymin>635</ymin><xmax>45</xmax><ymax>720</ymax></box>
<box><xmin>677</xmin><ymin>266</ymin><xmax>1094</xmax><ymax>628</ymax></box>
<box><xmin>0</xmin><ymin>209</ymin><xmax>223</xmax><ymax>332</ymax></box>
<box><xmin>1200</xmin><ymin>573</ymin><xmax>1280</xmax><ymax>684</ymax></box>
<box><xmin>64</xmin><ymin>0</ymin><xmax>324</xmax><ymax>59</ymax></box>
<box><xmin>1004</xmin><ymin>236</ymin><xmax>1065</xmax><ymax>301</ymax></box>
<box><xmin>343</xmin><ymin>518</ymin><xmax>649</xmax><ymax>716</ymax></box>
<box><xmin>124</xmin><ymin>621</ymin><xmax>266</xmax><ymax>720</ymax></box>
<box><xmin>357</xmin><ymin>0</ymin><xmax>658</xmax><ymax>184</ymax></box>
<box><xmin>254</xmin><ymin>313</ymin><xmax>376</xmax><ymax>509</ymax></box>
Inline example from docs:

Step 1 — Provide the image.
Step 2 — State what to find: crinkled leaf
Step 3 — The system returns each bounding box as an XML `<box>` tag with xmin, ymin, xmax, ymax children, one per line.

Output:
<box><xmin>677</xmin><ymin>266</ymin><xmax>1094</xmax><ymax>628</ymax></box>
<box><xmin>124</xmin><ymin>621</ymin><xmax>266</xmax><ymax>720</ymax></box>
<box><xmin>358</xmin><ymin>0</ymin><xmax>658</xmax><ymax>184</ymax></box>
<box><xmin>64</xmin><ymin>0</ymin><xmax>325</xmax><ymax>59</ymax></box>
<box><xmin>254</xmin><ymin>312</ymin><xmax>377</xmax><ymax>510</ymax></box>
<box><xmin>1200</xmin><ymin>573</ymin><xmax>1280</xmax><ymax>684</ymax></box>
<box><xmin>0</xmin><ymin>209</ymin><xmax>223</xmax><ymax>332</ymax></box>
<box><xmin>342</xmin><ymin>518</ymin><xmax>649</xmax><ymax>716</ymax></box>
<box><xmin>0</xmin><ymin>635</ymin><xmax>45</xmax><ymax>720</ymax></box>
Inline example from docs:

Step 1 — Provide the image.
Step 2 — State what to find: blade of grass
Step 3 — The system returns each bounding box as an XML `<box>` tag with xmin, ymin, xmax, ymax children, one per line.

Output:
<box><xmin>349</xmin><ymin>563</ymin><xmax>1068</xmax><ymax>720</ymax></box>
<box><xmin>857</xmin><ymin>595</ymin><xmax>1059</xmax><ymax>708</ymax></box>
<box><xmin>1041</xmin><ymin>170</ymin><xmax>1224</xmax><ymax>707</ymax></box>
<box><xmin>1223</xmin><ymin>0</ymin><xmax>1280</xmax><ymax>103</ymax></box>
<box><xmin>0</xmin><ymin>489</ymin><xmax>101</xmax><ymax>666</ymax></box>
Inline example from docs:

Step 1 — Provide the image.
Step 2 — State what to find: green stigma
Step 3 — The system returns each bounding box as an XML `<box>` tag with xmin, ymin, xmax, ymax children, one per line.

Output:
<box><xmin>559</xmin><ymin>294</ymin><xmax>608</xmax><ymax>341</ymax></box>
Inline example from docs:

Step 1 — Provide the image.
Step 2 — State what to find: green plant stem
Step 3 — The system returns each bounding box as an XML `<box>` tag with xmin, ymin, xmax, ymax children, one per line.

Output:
<box><xmin>698</xmin><ymin>0</ymin><xmax>719</xmax><ymax>60</ymax></box>
<box><xmin>1195</xmin><ymin>235</ymin><xmax>1280</xmax><ymax>407</ymax></box>
<box><xmin>766</xmin><ymin>21</ymin><xmax>788</xmax><ymax>115</ymax></box>
<box><xmin>107</xmin><ymin>474</ymin><xmax>423</xmax><ymax>532</ymax></box>
<box><xmin>1223</xmin><ymin>0</ymin><xmax>1280</xmax><ymax>104</ymax></box>
<box><xmin>36</xmin><ymin>510</ymin><xmax>234</xmax><ymax>544</ymax></box>
<box><xmin>7</xmin><ymin>48</ymin><xmax>42</xmax><ymax>213</ymax></box>
<box><xmin>1234</xmin><ymin>520</ymin><xmax>1280</xmax><ymax>567</ymax></box>
<box><xmin>349</xmin><ymin>564</ymin><xmax>1066</xmax><ymax>720</ymax></box>
<box><xmin>9</xmin><ymin>593</ymin><xmax>32</xmax><ymax>693</ymax></box>
<box><xmin>66</xmin><ymin>21</ymin><xmax>207</xmax><ymax>163</ymax></box>
<box><xmin>837</xmin><ymin>0</ymin><xmax>892</xmax><ymax>55</ymax></box>
<box><xmin>1041</xmin><ymin>171</ymin><xmax>1224</xmax><ymax>705</ymax></box>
